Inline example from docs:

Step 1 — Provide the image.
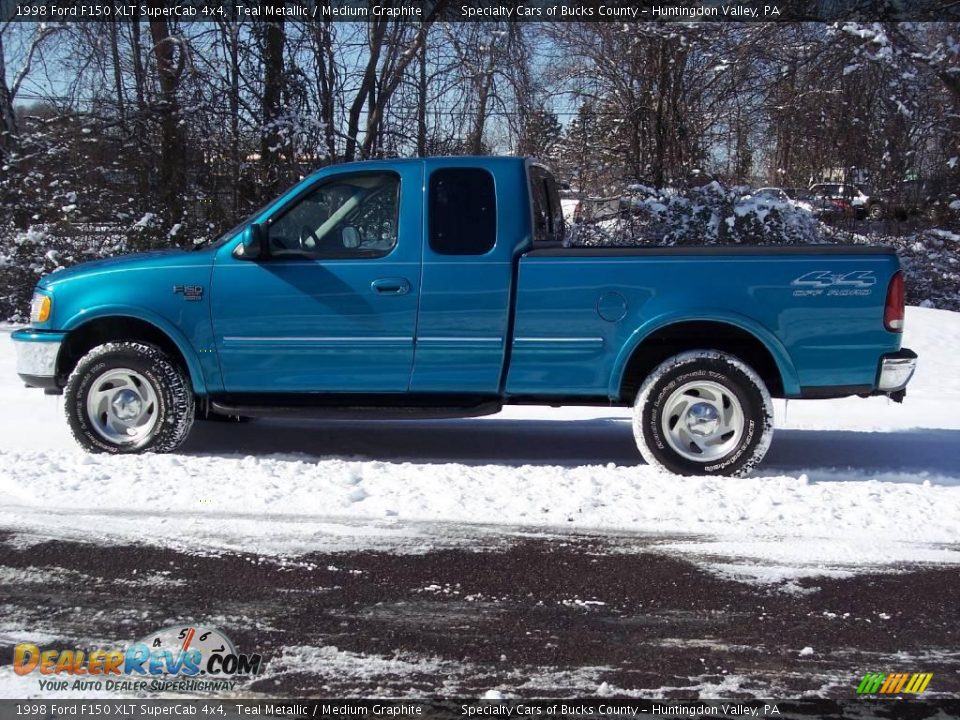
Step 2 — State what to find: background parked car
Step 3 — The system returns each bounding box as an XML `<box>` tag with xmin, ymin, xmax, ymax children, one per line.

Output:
<box><xmin>808</xmin><ymin>183</ymin><xmax>883</xmax><ymax>220</ymax></box>
<box><xmin>572</xmin><ymin>196</ymin><xmax>623</xmax><ymax>223</ymax></box>
<box><xmin>752</xmin><ymin>187</ymin><xmax>814</xmax><ymax>212</ymax></box>
<box><xmin>753</xmin><ymin>187</ymin><xmax>792</xmax><ymax>201</ymax></box>
<box><xmin>879</xmin><ymin>178</ymin><xmax>960</xmax><ymax>222</ymax></box>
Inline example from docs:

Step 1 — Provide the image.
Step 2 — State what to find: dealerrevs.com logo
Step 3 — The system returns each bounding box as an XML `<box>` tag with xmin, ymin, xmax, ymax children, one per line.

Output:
<box><xmin>14</xmin><ymin>625</ymin><xmax>263</xmax><ymax>693</ymax></box>
<box><xmin>857</xmin><ymin>672</ymin><xmax>933</xmax><ymax>695</ymax></box>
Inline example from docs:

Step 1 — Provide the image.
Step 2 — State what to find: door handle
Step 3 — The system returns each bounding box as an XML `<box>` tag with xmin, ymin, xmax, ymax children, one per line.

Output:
<box><xmin>371</xmin><ymin>277</ymin><xmax>410</xmax><ymax>295</ymax></box>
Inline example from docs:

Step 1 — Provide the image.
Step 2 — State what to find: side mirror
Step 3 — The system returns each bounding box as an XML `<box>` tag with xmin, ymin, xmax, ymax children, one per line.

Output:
<box><xmin>233</xmin><ymin>224</ymin><xmax>264</xmax><ymax>260</ymax></box>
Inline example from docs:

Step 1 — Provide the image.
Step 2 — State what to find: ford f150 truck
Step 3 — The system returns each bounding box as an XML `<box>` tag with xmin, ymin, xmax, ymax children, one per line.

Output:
<box><xmin>12</xmin><ymin>157</ymin><xmax>917</xmax><ymax>476</ymax></box>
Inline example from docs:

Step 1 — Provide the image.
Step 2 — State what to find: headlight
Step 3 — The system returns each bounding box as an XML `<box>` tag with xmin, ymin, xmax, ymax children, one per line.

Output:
<box><xmin>30</xmin><ymin>292</ymin><xmax>52</xmax><ymax>324</ymax></box>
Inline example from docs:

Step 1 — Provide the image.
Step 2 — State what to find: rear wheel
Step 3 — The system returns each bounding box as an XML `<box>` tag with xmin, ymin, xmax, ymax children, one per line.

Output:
<box><xmin>65</xmin><ymin>342</ymin><xmax>195</xmax><ymax>454</ymax></box>
<box><xmin>633</xmin><ymin>350</ymin><xmax>773</xmax><ymax>476</ymax></box>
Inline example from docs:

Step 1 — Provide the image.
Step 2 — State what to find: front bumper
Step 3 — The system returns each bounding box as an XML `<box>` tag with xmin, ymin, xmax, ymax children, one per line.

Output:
<box><xmin>11</xmin><ymin>328</ymin><xmax>66</xmax><ymax>390</ymax></box>
<box><xmin>877</xmin><ymin>348</ymin><xmax>918</xmax><ymax>393</ymax></box>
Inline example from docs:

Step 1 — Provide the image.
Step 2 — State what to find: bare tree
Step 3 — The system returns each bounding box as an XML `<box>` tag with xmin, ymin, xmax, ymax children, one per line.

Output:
<box><xmin>0</xmin><ymin>22</ymin><xmax>60</xmax><ymax>156</ymax></box>
<box><xmin>148</xmin><ymin>12</ymin><xmax>188</xmax><ymax>219</ymax></box>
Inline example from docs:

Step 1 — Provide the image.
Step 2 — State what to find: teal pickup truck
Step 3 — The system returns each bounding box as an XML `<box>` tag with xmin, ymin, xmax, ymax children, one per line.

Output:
<box><xmin>12</xmin><ymin>157</ymin><xmax>917</xmax><ymax>476</ymax></box>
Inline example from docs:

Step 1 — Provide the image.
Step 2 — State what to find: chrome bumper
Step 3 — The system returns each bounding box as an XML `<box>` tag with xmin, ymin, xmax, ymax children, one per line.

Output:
<box><xmin>877</xmin><ymin>348</ymin><xmax>917</xmax><ymax>393</ymax></box>
<box><xmin>11</xmin><ymin>328</ymin><xmax>64</xmax><ymax>387</ymax></box>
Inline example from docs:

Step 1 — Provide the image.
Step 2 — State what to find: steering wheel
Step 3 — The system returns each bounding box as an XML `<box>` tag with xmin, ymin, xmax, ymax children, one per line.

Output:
<box><xmin>299</xmin><ymin>225</ymin><xmax>321</xmax><ymax>251</ymax></box>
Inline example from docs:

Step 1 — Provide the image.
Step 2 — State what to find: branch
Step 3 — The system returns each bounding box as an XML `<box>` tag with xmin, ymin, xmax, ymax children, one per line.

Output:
<box><xmin>11</xmin><ymin>23</ymin><xmax>62</xmax><ymax>99</ymax></box>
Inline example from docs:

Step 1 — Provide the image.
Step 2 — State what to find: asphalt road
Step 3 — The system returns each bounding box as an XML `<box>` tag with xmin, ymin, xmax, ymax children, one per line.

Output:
<box><xmin>1</xmin><ymin>529</ymin><xmax>958</xmax><ymax>698</ymax></box>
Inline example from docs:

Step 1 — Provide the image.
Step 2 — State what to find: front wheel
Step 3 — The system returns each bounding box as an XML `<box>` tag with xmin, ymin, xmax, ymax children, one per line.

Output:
<box><xmin>633</xmin><ymin>350</ymin><xmax>773</xmax><ymax>476</ymax></box>
<box><xmin>65</xmin><ymin>342</ymin><xmax>195</xmax><ymax>454</ymax></box>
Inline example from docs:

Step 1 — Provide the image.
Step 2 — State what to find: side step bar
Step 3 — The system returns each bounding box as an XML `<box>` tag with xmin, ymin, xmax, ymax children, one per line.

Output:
<box><xmin>208</xmin><ymin>399</ymin><xmax>504</xmax><ymax>421</ymax></box>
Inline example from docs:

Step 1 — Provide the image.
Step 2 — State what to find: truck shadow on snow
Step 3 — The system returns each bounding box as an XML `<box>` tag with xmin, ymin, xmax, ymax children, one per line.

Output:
<box><xmin>182</xmin><ymin>418</ymin><xmax>960</xmax><ymax>481</ymax></box>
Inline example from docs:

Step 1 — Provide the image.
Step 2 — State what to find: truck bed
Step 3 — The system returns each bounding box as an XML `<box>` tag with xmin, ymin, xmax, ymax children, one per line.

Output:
<box><xmin>508</xmin><ymin>243</ymin><xmax>902</xmax><ymax>400</ymax></box>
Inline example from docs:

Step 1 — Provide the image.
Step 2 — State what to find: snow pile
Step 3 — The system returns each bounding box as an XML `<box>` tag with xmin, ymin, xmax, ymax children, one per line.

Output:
<box><xmin>566</xmin><ymin>182</ymin><xmax>821</xmax><ymax>248</ymax></box>
<box><xmin>1</xmin><ymin>307</ymin><xmax>959</xmax><ymax>580</ymax></box>
<box><xmin>827</xmin><ymin>227</ymin><xmax>960</xmax><ymax>311</ymax></box>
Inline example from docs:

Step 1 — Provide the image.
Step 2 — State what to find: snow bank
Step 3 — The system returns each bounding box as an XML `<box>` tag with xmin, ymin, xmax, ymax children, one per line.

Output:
<box><xmin>825</xmin><ymin>227</ymin><xmax>960</xmax><ymax>312</ymax></box>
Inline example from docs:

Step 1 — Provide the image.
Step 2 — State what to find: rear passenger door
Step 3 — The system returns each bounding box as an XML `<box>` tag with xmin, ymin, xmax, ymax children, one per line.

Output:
<box><xmin>410</xmin><ymin>162</ymin><xmax>515</xmax><ymax>394</ymax></box>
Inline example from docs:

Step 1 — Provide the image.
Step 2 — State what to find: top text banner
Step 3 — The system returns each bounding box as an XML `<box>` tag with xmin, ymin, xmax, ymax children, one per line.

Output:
<box><xmin>2</xmin><ymin>0</ymin><xmax>958</xmax><ymax>22</ymax></box>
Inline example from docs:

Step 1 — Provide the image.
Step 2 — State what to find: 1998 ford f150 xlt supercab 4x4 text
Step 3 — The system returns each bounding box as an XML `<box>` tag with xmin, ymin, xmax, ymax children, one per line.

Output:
<box><xmin>12</xmin><ymin>157</ymin><xmax>917</xmax><ymax>476</ymax></box>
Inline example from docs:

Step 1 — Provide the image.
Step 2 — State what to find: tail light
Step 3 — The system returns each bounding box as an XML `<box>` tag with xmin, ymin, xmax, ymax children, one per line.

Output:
<box><xmin>884</xmin><ymin>271</ymin><xmax>905</xmax><ymax>332</ymax></box>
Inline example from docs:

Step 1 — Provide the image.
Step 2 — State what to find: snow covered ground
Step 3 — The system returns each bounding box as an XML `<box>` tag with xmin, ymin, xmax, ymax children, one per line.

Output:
<box><xmin>1</xmin><ymin>307</ymin><xmax>959</xmax><ymax>581</ymax></box>
<box><xmin>2</xmin><ymin>307</ymin><xmax>960</xmax><ymax>701</ymax></box>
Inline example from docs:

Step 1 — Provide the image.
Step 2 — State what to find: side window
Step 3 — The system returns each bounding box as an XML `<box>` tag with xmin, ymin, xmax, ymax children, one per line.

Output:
<box><xmin>530</xmin><ymin>167</ymin><xmax>550</xmax><ymax>245</ymax></box>
<box><xmin>429</xmin><ymin>168</ymin><xmax>496</xmax><ymax>256</ymax></box>
<box><xmin>546</xmin><ymin>176</ymin><xmax>564</xmax><ymax>242</ymax></box>
<box><xmin>267</xmin><ymin>172</ymin><xmax>399</xmax><ymax>259</ymax></box>
<box><xmin>529</xmin><ymin>165</ymin><xmax>565</xmax><ymax>246</ymax></box>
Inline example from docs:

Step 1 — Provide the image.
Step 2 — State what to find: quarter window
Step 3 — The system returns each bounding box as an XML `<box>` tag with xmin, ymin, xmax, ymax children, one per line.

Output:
<box><xmin>428</xmin><ymin>168</ymin><xmax>496</xmax><ymax>255</ymax></box>
<box><xmin>267</xmin><ymin>172</ymin><xmax>400</xmax><ymax>259</ymax></box>
<box><xmin>529</xmin><ymin>164</ymin><xmax>564</xmax><ymax>246</ymax></box>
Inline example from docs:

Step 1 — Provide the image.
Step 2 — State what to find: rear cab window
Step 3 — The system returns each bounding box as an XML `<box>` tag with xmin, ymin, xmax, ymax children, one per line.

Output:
<box><xmin>428</xmin><ymin>168</ymin><xmax>497</xmax><ymax>255</ymax></box>
<box><xmin>529</xmin><ymin>164</ymin><xmax>564</xmax><ymax>246</ymax></box>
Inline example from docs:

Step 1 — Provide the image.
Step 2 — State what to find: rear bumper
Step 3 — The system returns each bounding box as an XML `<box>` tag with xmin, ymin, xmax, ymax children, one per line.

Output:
<box><xmin>876</xmin><ymin>347</ymin><xmax>917</xmax><ymax>393</ymax></box>
<box><xmin>11</xmin><ymin>328</ymin><xmax>66</xmax><ymax>390</ymax></box>
<box><xmin>797</xmin><ymin>347</ymin><xmax>917</xmax><ymax>401</ymax></box>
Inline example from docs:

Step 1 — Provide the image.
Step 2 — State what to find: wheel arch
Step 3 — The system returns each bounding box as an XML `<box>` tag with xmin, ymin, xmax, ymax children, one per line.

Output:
<box><xmin>58</xmin><ymin>309</ymin><xmax>207</xmax><ymax>394</ymax></box>
<box><xmin>612</xmin><ymin>313</ymin><xmax>799</xmax><ymax>402</ymax></box>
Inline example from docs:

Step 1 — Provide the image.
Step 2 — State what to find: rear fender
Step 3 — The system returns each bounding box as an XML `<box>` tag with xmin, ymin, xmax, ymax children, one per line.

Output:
<box><xmin>610</xmin><ymin>309</ymin><xmax>800</xmax><ymax>398</ymax></box>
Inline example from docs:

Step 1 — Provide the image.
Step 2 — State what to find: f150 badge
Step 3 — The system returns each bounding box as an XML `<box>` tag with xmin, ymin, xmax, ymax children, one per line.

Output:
<box><xmin>791</xmin><ymin>270</ymin><xmax>876</xmax><ymax>297</ymax></box>
<box><xmin>173</xmin><ymin>285</ymin><xmax>204</xmax><ymax>301</ymax></box>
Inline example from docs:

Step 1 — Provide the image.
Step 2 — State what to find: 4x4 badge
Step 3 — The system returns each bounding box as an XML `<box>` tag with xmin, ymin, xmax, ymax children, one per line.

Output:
<box><xmin>791</xmin><ymin>270</ymin><xmax>877</xmax><ymax>288</ymax></box>
<box><xmin>173</xmin><ymin>285</ymin><xmax>204</xmax><ymax>301</ymax></box>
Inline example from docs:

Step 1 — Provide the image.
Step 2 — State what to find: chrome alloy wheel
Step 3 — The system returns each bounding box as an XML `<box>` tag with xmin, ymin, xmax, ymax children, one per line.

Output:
<box><xmin>661</xmin><ymin>380</ymin><xmax>745</xmax><ymax>462</ymax></box>
<box><xmin>84</xmin><ymin>368</ymin><xmax>159</xmax><ymax>446</ymax></box>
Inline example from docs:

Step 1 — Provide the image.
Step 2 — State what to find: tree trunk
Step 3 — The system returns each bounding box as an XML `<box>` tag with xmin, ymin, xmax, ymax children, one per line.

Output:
<box><xmin>0</xmin><ymin>31</ymin><xmax>17</xmax><ymax>158</ymax></box>
<box><xmin>148</xmin><ymin>13</ymin><xmax>186</xmax><ymax>221</ymax></box>
<box><xmin>417</xmin><ymin>24</ymin><xmax>427</xmax><ymax>157</ymax></box>
<box><xmin>345</xmin><ymin>21</ymin><xmax>386</xmax><ymax>162</ymax></box>
<box><xmin>261</xmin><ymin>16</ymin><xmax>284</xmax><ymax>195</ymax></box>
<box><xmin>226</xmin><ymin>21</ymin><xmax>240</xmax><ymax>213</ymax></box>
<box><xmin>467</xmin><ymin>55</ymin><xmax>495</xmax><ymax>156</ymax></box>
<box><xmin>130</xmin><ymin>17</ymin><xmax>150</xmax><ymax>197</ymax></box>
<box><xmin>310</xmin><ymin>18</ymin><xmax>337</xmax><ymax>161</ymax></box>
<box><xmin>109</xmin><ymin>23</ymin><xmax>126</xmax><ymax>130</ymax></box>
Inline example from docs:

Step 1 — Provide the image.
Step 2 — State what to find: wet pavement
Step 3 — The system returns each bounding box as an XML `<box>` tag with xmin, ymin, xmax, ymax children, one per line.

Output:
<box><xmin>0</xmin><ymin>530</ymin><xmax>957</xmax><ymax>698</ymax></box>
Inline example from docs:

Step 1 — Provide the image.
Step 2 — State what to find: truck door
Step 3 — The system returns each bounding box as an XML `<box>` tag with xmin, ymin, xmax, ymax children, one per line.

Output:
<box><xmin>211</xmin><ymin>165</ymin><xmax>422</xmax><ymax>393</ymax></box>
<box><xmin>410</xmin><ymin>160</ymin><xmax>524</xmax><ymax>394</ymax></box>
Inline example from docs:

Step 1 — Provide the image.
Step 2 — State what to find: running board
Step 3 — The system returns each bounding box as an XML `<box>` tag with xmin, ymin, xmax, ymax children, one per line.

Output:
<box><xmin>209</xmin><ymin>399</ymin><xmax>504</xmax><ymax>421</ymax></box>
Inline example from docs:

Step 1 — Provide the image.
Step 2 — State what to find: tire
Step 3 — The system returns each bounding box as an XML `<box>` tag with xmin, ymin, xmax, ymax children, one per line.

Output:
<box><xmin>633</xmin><ymin>350</ymin><xmax>773</xmax><ymax>477</ymax></box>
<box><xmin>868</xmin><ymin>204</ymin><xmax>884</xmax><ymax>220</ymax></box>
<box><xmin>64</xmin><ymin>342</ymin><xmax>195</xmax><ymax>454</ymax></box>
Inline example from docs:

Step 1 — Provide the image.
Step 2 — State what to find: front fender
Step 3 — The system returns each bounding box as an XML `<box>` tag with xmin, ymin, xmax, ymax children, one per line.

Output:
<box><xmin>609</xmin><ymin>309</ymin><xmax>801</xmax><ymax>398</ymax></box>
<box><xmin>62</xmin><ymin>306</ymin><xmax>209</xmax><ymax>395</ymax></box>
